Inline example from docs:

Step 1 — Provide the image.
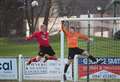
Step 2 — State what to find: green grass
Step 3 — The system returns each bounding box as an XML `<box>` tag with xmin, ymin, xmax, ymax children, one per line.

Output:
<box><xmin>0</xmin><ymin>35</ymin><xmax>120</xmax><ymax>57</ymax></box>
<box><xmin>0</xmin><ymin>35</ymin><xmax>63</xmax><ymax>57</ymax></box>
<box><xmin>0</xmin><ymin>38</ymin><xmax>37</xmax><ymax>56</ymax></box>
<box><xmin>0</xmin><ymin>36</ymin><xmax>120</xmax><ymax>82</ymax></box>
<box><xmin>91</xmin><ymin>37</ymin><xmax>120</xmax><ymax>57</ymax></box>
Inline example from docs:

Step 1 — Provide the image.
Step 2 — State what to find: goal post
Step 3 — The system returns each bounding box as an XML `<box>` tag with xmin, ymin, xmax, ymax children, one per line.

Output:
<box><xmin>61</xmin><ymin>16</ymin><xmax>120</xmax><ymax>39</ymax></box>
<box><xmin>60</xmin><ymin>31</ymin><xmax>65</xmax><ymax>82</ymax></box>
<box><xmin>61</xmin><ymin>16</ymin><xmax>120</xmax><ymax>82</ymax></box>
<box><xmin>73</xmin><ymin>55</ymin><xmax>80</xmax><ymax>82</ymax></box>
<box><xmin>62</xmin><ymin>17</ymin><xmax>120</xmax><ymax>21</ymax></box>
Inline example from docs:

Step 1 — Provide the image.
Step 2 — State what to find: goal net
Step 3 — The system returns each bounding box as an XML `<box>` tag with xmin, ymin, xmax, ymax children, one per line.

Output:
<box><xmin>61</xmin><ymin>17</ymin><xmax>120</xmax><ymax>82</ymax></box>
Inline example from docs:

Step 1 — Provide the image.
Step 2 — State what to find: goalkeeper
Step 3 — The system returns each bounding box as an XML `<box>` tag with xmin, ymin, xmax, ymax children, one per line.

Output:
<box><xmin>61</xmin><ymin>21</ymin><xmax>103</xmax><ymax>80</ymax></box>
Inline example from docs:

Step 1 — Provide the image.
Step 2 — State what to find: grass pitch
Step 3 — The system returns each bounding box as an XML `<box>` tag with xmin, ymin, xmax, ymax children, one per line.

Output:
<box><xmin>0</xmin><ymin>34</ymin><xmax>120</xmax><ymax>57</ymax></box>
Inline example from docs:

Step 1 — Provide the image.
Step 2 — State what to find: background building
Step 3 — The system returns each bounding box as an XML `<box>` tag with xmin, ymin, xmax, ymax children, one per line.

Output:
<box><xmin>0</xmin><ymin>0</ymin><xmax>120</xmax><ymax>37</ymax></box>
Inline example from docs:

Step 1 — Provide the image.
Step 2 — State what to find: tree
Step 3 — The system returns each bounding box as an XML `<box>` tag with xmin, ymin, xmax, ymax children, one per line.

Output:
<box><xmin>43</xmin><ymin>0</ymin><xmax>52</xmax><ymax>28</ymax></box>
<box><xmin>0</xmin><ymin>0</ymin><xmax>24</xmax><ymax>37</ymax></box>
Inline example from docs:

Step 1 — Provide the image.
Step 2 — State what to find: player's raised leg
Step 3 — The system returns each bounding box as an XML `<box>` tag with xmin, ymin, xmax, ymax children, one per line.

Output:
<box><xmin>82</xmin><ymin>50</ymin><xmax>104</xmax><ymax>64</ymax></box>
<box><xmin>43</xmin><ymin>46</ymin><xmax>57</xmax><ymax>62</ymax></box>
<box><xmin>27</xmin><ymin>56</ymin><xmax>41</xmax><ymax>65</ymax></box>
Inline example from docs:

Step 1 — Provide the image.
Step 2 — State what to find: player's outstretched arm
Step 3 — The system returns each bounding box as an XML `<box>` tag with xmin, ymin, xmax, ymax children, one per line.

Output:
<box><xmin>25</xmin><ymin>32</ymin><xmax>36</xmax><ymax>40</ymax></box>
<box><xmin>78</xmin><ymin>32</ymin><xmax>90</xmax><ymax>41</ymax></box>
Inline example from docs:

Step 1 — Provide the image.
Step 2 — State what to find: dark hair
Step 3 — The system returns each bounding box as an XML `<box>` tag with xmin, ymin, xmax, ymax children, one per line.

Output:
<box><xmin>70</xmin><ymin>26</ymin><xmax>75</xmax><ymax>30</ymax></box>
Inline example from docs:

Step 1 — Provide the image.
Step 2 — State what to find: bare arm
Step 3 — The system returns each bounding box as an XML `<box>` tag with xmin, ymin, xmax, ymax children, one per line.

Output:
<box><xmin>25</xmin><ymin>32</ymin><xmax>36</xmax><ymax>40</ymax></box>
<box><xmin>78</xmin><ymin>32</ymin><xmax>90</xmax><ymax>41</ymax></box>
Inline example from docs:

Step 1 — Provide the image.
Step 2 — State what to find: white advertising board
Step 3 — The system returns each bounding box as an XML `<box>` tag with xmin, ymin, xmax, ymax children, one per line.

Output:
<box><xmin>0</xmin><ymin>58</ymin><xmax>17</xmax><ymax>80</ymax></box>
<box><xmin>23</xmin><ymin>58</ymin><xmax>72</xmax><ymax>80</ymax></box>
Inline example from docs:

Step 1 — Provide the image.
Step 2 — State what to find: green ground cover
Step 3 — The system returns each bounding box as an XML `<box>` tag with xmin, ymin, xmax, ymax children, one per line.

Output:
<box><xmin>0</xmin><ymin>35</ymin><xmax>120</xmax><ymax>57</ymax></box>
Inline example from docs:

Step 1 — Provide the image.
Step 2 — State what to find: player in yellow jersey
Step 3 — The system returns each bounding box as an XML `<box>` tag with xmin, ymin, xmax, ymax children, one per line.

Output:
<box><xmin>61</xmin><ymin>21</ymin><xmax>103</xmax><ymax>80</ymax></box>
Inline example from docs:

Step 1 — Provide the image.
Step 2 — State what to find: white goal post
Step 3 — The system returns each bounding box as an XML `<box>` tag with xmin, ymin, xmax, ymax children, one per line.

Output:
<box><xmin>60</xmin><ymin>17</ymin><xmax>120</xmax><ymax>82</ymax></box>
<box><xmin>18</xmin><ymin>17</ymin><xmax>120</xmax><ymax>82</ymax></box>
<box><xmin>60</xmin><ymin>31</ymin><xmax>65</xmax><ymax>82</ymax></box>
<box><xmin>73</xmin><ymin>55</ymin><xmax>80</xmax><ymax>82</ymax></box>
<box><xmin>61</xmin><ymin>17</ymin><xmax>120</xmax><ymax>21</ymax></box>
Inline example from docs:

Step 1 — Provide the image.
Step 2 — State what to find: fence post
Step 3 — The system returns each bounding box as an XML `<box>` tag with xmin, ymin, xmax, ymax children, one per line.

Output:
<box><xmin>74</xmin><ymin>55</ymin><xmax>79</xmax><ymax>82</ymax></box>
<box><xmin>18</xmin><ymin>54</ymin><xmax>23</xmax><ymax>82</ymax></box>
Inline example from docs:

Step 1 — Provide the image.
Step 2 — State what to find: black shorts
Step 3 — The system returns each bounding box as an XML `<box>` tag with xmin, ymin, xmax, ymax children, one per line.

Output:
<box><xmin>68</xmin><ymin>47</ymin><xmax>84</xmax><ymax>59</ymax></box>
<box><xmin>38</xmin><ymin>46</ymin><xmax>55</xmax><ymax>57</ymax></box>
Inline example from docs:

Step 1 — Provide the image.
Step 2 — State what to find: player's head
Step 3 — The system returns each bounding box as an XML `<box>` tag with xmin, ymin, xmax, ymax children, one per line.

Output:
<box><xmin>69</xmin><ymin>26</ymin><xmax>75</xmax><ymax>33</ymax></box>
<box><xmin>41</xmin><ymin>24</ymin><xmax>47</xmax><ymax>32</ymax></box>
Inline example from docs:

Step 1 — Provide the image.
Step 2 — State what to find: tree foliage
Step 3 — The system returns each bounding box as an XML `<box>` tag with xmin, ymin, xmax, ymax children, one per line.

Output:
<box><xmin>0</xmin><ymin>0</ymin><xmax>24</xmax><ymax>37</ymax></box>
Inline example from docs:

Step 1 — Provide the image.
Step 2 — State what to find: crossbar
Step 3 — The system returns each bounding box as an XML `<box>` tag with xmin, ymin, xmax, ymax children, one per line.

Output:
<box><xmin>61</xmin><ymin>17</ymin><xmax>120</xmax><ymax>21</ymax></box>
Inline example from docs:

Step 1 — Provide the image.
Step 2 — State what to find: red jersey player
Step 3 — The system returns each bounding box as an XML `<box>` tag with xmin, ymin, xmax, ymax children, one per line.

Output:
<box><xmin>25</xmin><ymin>24</ymin><xmax>57</xmax><ymax>65</ymax></box>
